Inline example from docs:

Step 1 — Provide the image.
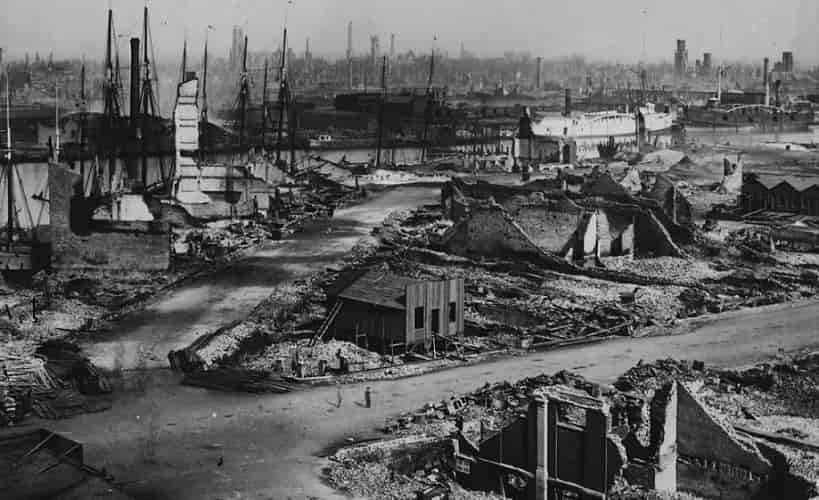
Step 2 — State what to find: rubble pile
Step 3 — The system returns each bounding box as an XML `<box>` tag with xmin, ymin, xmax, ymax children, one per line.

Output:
<box><xmin>174</xmin><ymin>220</ymin><xmax>282</xmax><ymax>261</ymax></box>
<box><xmin>242</xmin><ymin>339</ymin><xmax>400</xmax><ymax>376</ymax></box>
<box><xmin>325</xmin><ymin>436</ymin><xmax>461</xmax><ymax>500</ymax></box>
<box><xmin>601</xmin><ymin>256</ymin><xmax>727</xmax><ymax>284</ymax></box>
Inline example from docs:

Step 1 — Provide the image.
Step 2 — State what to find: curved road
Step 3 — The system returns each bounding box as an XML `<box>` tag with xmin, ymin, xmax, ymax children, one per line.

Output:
<box><xmin>82</xmin><ymin>186</ymin><xmax>442</xmax><ymax>371</ymax></box>
<box><xmin>43</xmin><ymin>186</ymin><xmax>819</xmax><ymax>500</ymax></box>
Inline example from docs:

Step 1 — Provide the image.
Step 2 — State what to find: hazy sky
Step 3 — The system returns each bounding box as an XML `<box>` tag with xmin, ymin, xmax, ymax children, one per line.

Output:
<box><xmin>2</xmin><ymin>0</ymin><xmax>818</xmax><ymax>64</ymax></box>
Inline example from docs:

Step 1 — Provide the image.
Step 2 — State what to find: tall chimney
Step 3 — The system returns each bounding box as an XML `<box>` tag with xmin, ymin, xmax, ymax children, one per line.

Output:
<box><xmin>763</xmin><ymin>58</ymin><xmax>770</xmax><ymax>106</ymax></box>
<box><xmin>129</xmin><ymin>37</ymin><xmax>141</xmax><ymax>128</ymax></box>
<box><xmin>535</xmin><ymin>56</ymin><xmax>542</xmax><ymax>90</ymax></box>
<box><xmin>564</xmin><ymin>88</ymin><xmax>571</xmax><ymax>117</ymax></box>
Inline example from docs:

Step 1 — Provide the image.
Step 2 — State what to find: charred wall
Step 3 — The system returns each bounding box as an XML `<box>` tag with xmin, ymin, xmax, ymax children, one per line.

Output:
<box><xmin>49</xmin><ymin>164</ymin><xmax>170</xmax><ymax>271</ymax></box>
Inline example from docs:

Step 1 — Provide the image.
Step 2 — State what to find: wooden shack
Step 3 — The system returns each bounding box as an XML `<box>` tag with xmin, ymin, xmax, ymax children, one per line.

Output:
<box><xmin>322</xmin><ymin>269</ymin><xmax>465</xmax><ymax>354</ymax></box>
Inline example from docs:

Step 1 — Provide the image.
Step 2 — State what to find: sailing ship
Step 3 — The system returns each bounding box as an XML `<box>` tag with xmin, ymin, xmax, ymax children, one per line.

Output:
<box><xmin>1</xmin><ymin>69</ymin><xmax>43</xmax><ymax>270</ymax></box>
<box><xmin>170</xmin><ymin>34</ymin><xmax>284</xmax><ymax>219</ymax></box>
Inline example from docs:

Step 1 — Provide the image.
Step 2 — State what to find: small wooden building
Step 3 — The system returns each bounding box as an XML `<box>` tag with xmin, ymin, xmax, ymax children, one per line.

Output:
<box><xmin>323</xmin><ymin>269</ymin><xmax>465</xmax><ymax>354</ymax></box>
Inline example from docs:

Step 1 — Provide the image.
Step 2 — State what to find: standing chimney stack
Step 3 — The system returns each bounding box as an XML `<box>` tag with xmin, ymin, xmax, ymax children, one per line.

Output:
<box><xmin>535</xmin><ymin>56</ymin><xmax>542</xmax><ymax>90</ymax></box>
<box><xmin>564</xmin><ymin>88</ymin><xmax>571</xmax><ymax>117</ymax></box>
<box><xmin>763</xmin><ymin>58</ymin><xmax>770</xmax><ymax>106</ymax></box>
<box><xmin>129</xmin><ymin>37</ymin><xmax>141</xmax><ymax>129</ymax></box>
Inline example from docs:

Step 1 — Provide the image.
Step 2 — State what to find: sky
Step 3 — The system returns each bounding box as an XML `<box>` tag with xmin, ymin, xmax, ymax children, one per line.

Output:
<box><xmin>1</xmin><ymin>0</ymin><xmax>818</xmax><ymax>65</ymax></box>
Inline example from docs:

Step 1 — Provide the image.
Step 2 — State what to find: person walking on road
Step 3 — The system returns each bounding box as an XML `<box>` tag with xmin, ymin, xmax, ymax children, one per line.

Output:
<box><xmin>364</xmin><ymin>386</ymin><xmax>372</xmax><ymax>408</ymax></box>
<box><xmin>336</xmin><ymin>382</ymin><xmax>343</xmax><ymax>408</ymax></box>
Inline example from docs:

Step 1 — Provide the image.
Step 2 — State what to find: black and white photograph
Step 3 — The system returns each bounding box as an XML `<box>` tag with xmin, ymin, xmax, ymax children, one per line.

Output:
<box><xmin>1</xmin><ymin>1</ymin><xmax>819</xmax><ymax>498</ymax></box>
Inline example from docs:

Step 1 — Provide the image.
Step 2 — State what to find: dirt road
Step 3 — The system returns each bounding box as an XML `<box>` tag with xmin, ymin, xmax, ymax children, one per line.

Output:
<box><xmin>48</xmin><ymin>297</ymin><xmax>819</xmax><ymax>500</ymax></box>
<box><xmin>82</xmin><ymin>186</ymin><xmax>442</xmax><ymax>372</ymax></box>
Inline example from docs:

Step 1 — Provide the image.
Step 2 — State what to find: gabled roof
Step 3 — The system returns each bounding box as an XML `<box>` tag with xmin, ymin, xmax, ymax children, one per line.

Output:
<box><xmin>750</xmin><ymin>174</ymin><xmax>819</xmax><ymax>192</ymax></box>
<box><xmin>335</xmin><ymin>269</ymin><xmax>425</xmax><ymax>310</ymax></box>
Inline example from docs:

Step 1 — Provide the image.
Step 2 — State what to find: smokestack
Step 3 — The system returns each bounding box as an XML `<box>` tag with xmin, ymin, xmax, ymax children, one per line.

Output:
<box><xmin>564</xmin><ymin>88</ymin><xmax>571</xmax><ymax>117</ymax></box>
<box><xmin>775</xmin><ymin>80</ymin><xmax>782</xmax><ymax>107</ymax></box>
<box><xmin>763</xmin><ymin>58</ymin><xmax>770</xmax><ymax>106</ymax></box>
<box><xmin>346</xmin><ymin>21</ymin><xmax>353</xmax><ymax>60</ymax></box>
<box><xmin>535</xmin><ymin>56</ymin><xmax>542</xmax><ymax>90</ymax></box>
<box><xmin>129</xmin><ymin>37</ymin><xmax>141</xmax><ymax>128</ymax></box>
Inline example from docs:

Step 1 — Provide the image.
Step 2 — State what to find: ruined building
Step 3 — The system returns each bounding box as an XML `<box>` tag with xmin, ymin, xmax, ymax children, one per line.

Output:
<box><xmin>440</xmin><ymin>178</ymin><xmax>688</xmax><ymax>264</ymax></box>
<box><xmin>453</xmin><ymin>381</ymin><xmax>785</xmax><ymax>500</ymax></box>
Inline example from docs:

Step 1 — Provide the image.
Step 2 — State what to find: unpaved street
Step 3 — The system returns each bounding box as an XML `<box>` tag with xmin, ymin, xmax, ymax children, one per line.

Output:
<box><xmin>82</xmin><ymin>186</ymin><xmax>442</xmax><ymax>372</ymax></box>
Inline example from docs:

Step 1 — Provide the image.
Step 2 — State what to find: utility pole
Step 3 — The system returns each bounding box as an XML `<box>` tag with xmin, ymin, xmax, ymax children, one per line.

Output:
<box><xmin>375</xmin><ymin>56</ymin><xmax>387</xmax><ymax>168</ymax></box>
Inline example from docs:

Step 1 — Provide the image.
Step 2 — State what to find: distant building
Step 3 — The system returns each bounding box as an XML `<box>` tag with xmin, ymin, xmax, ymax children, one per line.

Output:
<box><xmin>674</xmin><ymin>40</ymin><xmax>688</xmax><ymax>79</ymax></box>
<box><xmin>370</xmin><ymin>35</ymin><xmax>380</xmax><ymax>69</ymax></box>
<box><xmin>229</xmin><ymin>25</ymin><xmax>245</xmax><ymax>70</ymax></box>
<box><xmin>782</xmin><ymin>51</ymin><xmax>794</xmax><ymax>72</ymax></box>
<box><xmin>702</xmin><ymin>52</ymin><xmax>713</xmax><ymax>74</ymax></box>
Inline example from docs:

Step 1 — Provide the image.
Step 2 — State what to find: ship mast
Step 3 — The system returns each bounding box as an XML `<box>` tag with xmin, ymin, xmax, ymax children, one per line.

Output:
<box><xmin>54</xmin><ymin>78</ymin><xmax>60</xmax><ymax>163</ymax></box>
<box><xmin>262</xmin><ymin>57</ymin><xmax>269</xmax><ymax>155</ymax></box>
<box><xmin>103</xmin><ymin>8</ymin><xmax>121</xmax><ymax>194</ymax></box>
<box><xmin>238</xmin><ymin>35</ymin><xmax>249</xmax><ymax>153</ymax></box>
<box><xmin>421</xmin><ymin>43</ymin><xmax>435</xmax><ymax>162</ymax></box>
<box><xmin>140</xmin><ymin>5</ymin><xmax>152</xmax><ymax>189</ymax></box>
<box><xmin>80</xmin><ymin>60</ymin><xmax>86</xmax><ymax>195</ymax></box>
<box><xmin>5</xmin><ymin>69</ymin><xmax>13</xmax><ymax>251</ymax></box>
<box><xmin>275</xmin><ymin>28</ymin><xmax>288</xmax><ymax>169</ymax></box>
<box><xmin>200</xmin><ymin>36</ymin><xmax>209</xmax><ymax>157</ymax></box>
<box><xmin>375</xmin><ymin>55</ymin><xmax>387</xmax><ymax>168</ymax></box>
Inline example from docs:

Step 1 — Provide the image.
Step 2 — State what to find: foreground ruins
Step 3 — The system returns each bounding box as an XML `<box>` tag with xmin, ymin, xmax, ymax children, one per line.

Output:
<box><xmin>324</xmin><ymin>354</ymin><xmax>819</xmax><ymax>500</ymax></box>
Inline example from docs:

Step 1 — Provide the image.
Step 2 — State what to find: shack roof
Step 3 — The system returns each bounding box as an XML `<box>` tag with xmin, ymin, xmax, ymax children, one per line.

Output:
<box><xmin>334</xmin><ymin>269</ymin><xmax>425</xmax><ymax>310</ymax></box>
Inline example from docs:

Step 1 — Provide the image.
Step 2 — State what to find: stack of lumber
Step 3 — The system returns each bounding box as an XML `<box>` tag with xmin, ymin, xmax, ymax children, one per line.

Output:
<box><xmin>0</xmin><ymin>345</ymin><xmax>60</xmax><ymax>394</ymax></box>
<box><xmin>32</xmin><ymin>389</ymin><xmax>112</xmax><ymax>420</ymax></box>
<box><xmin>182</xmin><ymin>368</ymin><xmax>298</xmax><ymax>393</ymax></box>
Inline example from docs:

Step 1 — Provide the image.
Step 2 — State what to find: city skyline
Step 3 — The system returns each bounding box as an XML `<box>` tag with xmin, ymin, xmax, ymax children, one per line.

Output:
<box><xmin>1</xmin><ymin>0</ymin><xmax>818</xmax><ymax>65</ymax></box>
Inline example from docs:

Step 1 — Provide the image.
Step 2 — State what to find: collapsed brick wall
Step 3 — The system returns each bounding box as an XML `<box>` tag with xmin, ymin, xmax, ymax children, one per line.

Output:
<box><xmin>676</xmin><ymin>383</ymin><xmax>770</xmax><ymax>500</ymax></box>
<box><xmin>509</xmin><ymin>201</ymin><xmax>585</xmax><ymax>255</ymax></box>
<box><xmin>442</xmin><ymin>205</ymin><xmax>544</xmax><ymax>259</ymax></box>
<box><xmin>49</xmin><ymin>164</ymin><xmax>170</xmax><ymax>271</ymax></box>
<box><xmin>634</xmin><ymin>210</ymin><xmax>685</xmax><ymax>258</ymax></box>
